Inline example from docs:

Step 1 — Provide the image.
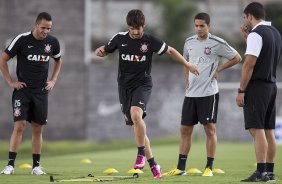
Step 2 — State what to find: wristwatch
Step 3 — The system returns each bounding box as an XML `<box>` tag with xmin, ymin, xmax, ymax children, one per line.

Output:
<box><xmin>238</xmin><ymin>88</ymin><xmax>245</xmax><ymax>93</ymax></box>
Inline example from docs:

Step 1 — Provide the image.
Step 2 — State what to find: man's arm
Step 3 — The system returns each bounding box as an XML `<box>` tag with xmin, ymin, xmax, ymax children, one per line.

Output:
<box><xmin>95</xmin><ymin>45</ymin><xmax>108</xmax><ymax>57</ymax></box>
<box><xmin>236</xmin><ymin>55</ymin><xmax>257</xmax><ymax>107</ymax></box>
<box><xmin>213</xmin><ymin>54</ymin><xmax>242</xmax><ymax>79</ymax></box>
<box><xmin>45</xmin><ymin>59</ymin><xmax>62</xmax><ymax>91</ymax></box>
<box><xmin>166</xmin><ymin>46</ymin><xmax>199</xmax><ymax>76</ymax></box>
<box><xmin>0</xmin><ymin>52</ymin><xmax>26</xmax><ymax>89</ymax></box>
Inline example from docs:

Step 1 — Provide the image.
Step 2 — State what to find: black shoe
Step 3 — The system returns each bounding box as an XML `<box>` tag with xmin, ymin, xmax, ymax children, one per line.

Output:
<box><xmin>241</xmin><ymin>171</ymin><xmax>269</xmax><ymax>182</ymax></box>
<box><xmin>266</xmin><ymin>172</ymin><xmax>275</xmax><ymax>182</ymax></box>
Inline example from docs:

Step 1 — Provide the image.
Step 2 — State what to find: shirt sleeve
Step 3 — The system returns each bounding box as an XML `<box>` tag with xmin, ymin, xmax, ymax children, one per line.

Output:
<box><xmin>151</xmin><ymin>35</ymin><xmax>168</xmax><ymax>55</ymax></box>
<box><xmin>245</xmin><ymin>32</ymin><xmax>262</xmax><ymax>57</ymax></box>
<box><xmin>52</xmin><ymin>38</ymin><xmax>61</xmax><ymax>61</ymax></box>
<box><xmin>5</xmin><ymin>35</ymin><xmax>22</xmax><ymax>58</ymax></box>
<box><xmin>217</xmin><ymin>40</ymin><xmax>238</xmax><ymax>60</ymax></box>
<box><xmin>104</xmin><ymin>33</ymin><xmax>119</xmax><ymax>53</ymax></box>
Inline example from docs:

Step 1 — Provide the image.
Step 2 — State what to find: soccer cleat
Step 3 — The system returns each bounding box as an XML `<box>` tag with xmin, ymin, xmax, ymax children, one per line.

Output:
<box><xmin>133</xmin><ymin>154</ymin><xmax>146</xmax><ymax>169</ymax></box>
<box><xmin>163</xmin><ymin>168</ymin><xmax>186</xmax><ymax>176</ymax></box>
<box><xmin>151</xmin><ymin>164</ymin><xmax>162</xmax><ymax>179</ymax></box>
<box><xmin>240</xmin><ymin>170</ymin><xmax>269</xmax><ymax>182</ymax></box>
<box><xmin>266</xmin><ymin>172</ymin><xmax>275</xmax><ymax>182</ymax></box>
<box><xmin>1</xmin><ymin>165</ymin><xmax>14</xmax><ymax>175</ymax></box>
<box><xmin>31</xmin><ymin>166</ymin><xmax>46</xmax><ymax>175</ymax></box>
<box><xmin>202</xmin><ymin>167</ymin><xmax>213</xmax><ymax>176</ymax></box>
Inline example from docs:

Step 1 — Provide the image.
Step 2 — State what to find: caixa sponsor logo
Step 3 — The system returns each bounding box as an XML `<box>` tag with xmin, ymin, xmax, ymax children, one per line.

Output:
<box><xmin>27</xmin><ymin>55</ymin><xmax>50</xmax><ymax>62</ymax></box>
<box><xmin>121</xmin><ymin>54</ymin><xmax>146</xmax><ymax>62</ymax></box>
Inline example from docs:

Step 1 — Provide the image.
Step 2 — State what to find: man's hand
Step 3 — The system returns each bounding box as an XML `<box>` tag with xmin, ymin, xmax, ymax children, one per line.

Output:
<box><xmin>187</xmin><ymin>63</ymin><xmax>199</xmax><ymax>76</ymax></box>
<box><xmin>45</xmin><ymin>80</ymin><xmax>56</xmax><ymax>91</ymax></box>
<box><xmin>95</xmin><ymin>46</ymin><xmax>107</xmax><ymax>57</ymax></box>
<box><xmin>240</xmin><ymin>23</ymin><xmax>251</xmax><ymax>40</ymax></box>
<box><xmin>8</xmin><ymin>80</ymin><xmax>27</xmax><ymax>90</ymax></box>
<box><xmin>212</xmin><ymin>70</ymin><xmax>219</xmax><ymax>80</ymax></box>
<box><xmin>236</xmin><ymin>93</ymin><xmax>245</xmax><ymax>107</ymax></box>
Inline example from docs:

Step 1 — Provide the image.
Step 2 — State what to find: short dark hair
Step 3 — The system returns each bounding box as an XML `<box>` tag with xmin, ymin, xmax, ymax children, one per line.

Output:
<box><xmin>126</xmin><ymin>9</ymin><xmax>145</xmax><ymax>27</ymax></box>
<box><xmin>194</xmin><ymin>12</ymin><xmax>210</xmax><ymax>25</ymax></box>
<box><xmin>36</xmin><ymin>12</ymin><xmax>52</xmax><ymax>23</ymax></box>
<box><xmin>244</xmin><ymin>2</ymin><xmax>265</xmax><ymax>20</ymax></box>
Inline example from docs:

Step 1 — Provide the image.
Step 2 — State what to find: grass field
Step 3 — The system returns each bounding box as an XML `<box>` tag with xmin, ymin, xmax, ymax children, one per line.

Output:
<box><xmin>0</xmin><ymin>141</ymin><xmax>281</xmax><ymax>184</ymax></box>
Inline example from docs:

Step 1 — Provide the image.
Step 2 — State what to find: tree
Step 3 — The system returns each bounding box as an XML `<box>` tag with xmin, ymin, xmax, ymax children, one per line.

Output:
<box><xmin>153</xmin><ymin>0</ymin><xmax>197</xmax><ymax>53</ymax></box>
<box><xmin>265</xmin><ymin>2</ymin><xmax>282</xmax><ymax>36</ymax></box>
<box><xmin>265</xmin><ymin>2</ymin><xmax>282</xmax><ymax>66</ymax></box>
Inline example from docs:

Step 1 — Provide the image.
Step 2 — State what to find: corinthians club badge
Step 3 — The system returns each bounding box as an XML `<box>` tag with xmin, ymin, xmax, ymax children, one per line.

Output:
<box><xmin>44</xmin><ymin>44</ymin><xmax>52</xmax><ymax>53</ymax></box>
<box><xmin>14</xmin><ymin>107</ymin><xmax>21</xmax><ymax>117</ymax></box>
<box><xmin>140</xmin><ymin>43</ymin><xmax>148</xmax><ymax>53</ymax></box>
<box><xmin>204</xmin><ymin>47</ymin><xmax>211</xmax><ymax>55</ymax></box>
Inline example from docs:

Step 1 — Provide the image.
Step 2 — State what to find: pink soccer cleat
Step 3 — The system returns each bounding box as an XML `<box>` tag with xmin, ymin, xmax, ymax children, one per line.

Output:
<box><xmin>133</xmin><ymin>154</ymin><xmax>146</xmax><ymax>169</ymax></box>
<box><xmin>151</xmin><ymin>164</ymin><xmax>162</xmax><ymax>179</ymax></box>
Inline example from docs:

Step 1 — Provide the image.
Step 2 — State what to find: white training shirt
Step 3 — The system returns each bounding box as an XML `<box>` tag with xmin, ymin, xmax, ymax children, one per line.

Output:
<box><xmin>183</xmin><ymin>33</ymin><xmax>238</xmax><ymax>97</ymax></box>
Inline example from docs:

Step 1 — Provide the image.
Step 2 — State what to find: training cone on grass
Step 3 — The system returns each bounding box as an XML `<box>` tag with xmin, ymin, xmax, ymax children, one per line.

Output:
<box><xmin>127</xmin><ymin>169</ymin><xmax>144</xmax><ymax>174</ymax></box>
<box><xmin>187</xmin><ymin>168</ymin><xmax>202</xmax><ymax>174</ymax></box>
<box><xmin>103</xmin><ymin>168</ymin><xmax>119</xmax><ymax>174</ymax></box>
<box><xmin>212</xmin><ymin>168</ymin><xmax>225</xmax><ymax>174</ymax></box>
<box><xmin>19</xmin><ymin>163</ymin><xmax>32</xmax><ymax>169</ymax></box>
<box><xmin>80</xmin><ymin>159</ymin><xmax>92</xmax><ymax>164</ymax></box>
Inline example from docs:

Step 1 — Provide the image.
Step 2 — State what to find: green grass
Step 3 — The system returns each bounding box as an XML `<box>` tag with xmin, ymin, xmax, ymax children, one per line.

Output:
<box><xmin>0</xmin><ymin>136</ymin><xmax>181</xmax><ymax>160</ymax></box>
<box><xmin>0</xmin><ymin>141</ymin><xmax>281</xmax><ymax>184</ymax></box>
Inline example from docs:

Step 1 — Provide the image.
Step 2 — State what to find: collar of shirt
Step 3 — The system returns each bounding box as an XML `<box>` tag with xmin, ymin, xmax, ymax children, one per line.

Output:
<box><xmin>196</xmin><ymin>33</ymin><xmax>211</xmax><ymax>41</ymax></box>
<box><xmin>252</xmin><ymin>21</ymin><xmax>272</xmax><ymax>31</ymax></box>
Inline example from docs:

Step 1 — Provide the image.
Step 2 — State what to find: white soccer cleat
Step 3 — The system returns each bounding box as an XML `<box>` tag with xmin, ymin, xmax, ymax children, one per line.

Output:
<box><xmin>1</xmin><ymin>165</ymin><xmax>14</xmax><ymax>175</ymax></box>
<box><xmin>31</xmin><ymin>166</ymin><xmax>46</xmax><ymax>175</ymax></box>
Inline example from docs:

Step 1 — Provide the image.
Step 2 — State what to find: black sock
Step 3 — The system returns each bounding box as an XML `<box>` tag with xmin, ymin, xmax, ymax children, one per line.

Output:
<box><xmin>206</xmin><ymin>157</ymin><xmax>214</xmax><ymax>170</ymax></box>
<box><xmin>177</xmin><ymin>154</ymin><xmax>187</xmax><ymax>171</ymax></box>
<box><xmin>8</xmin><ymin>152</ymin><xmax>17</xmax><ymax>167</ymax></box>
<box><xmin>266</xmin><ymin>163</ymin><xmax>274</xmax><ymax>173</ymax></box>
<box><xmin>137</xmin><ymin>146</ymin><xmax>145</xmax><ymax>156</ymax></box>
<box><xmin>147</xmin><ymin>157</ymin><xmax>157</xmax><ymax>168</ymax></box>
<box><xmin>257</xmin><ymin>163</ymin><xmax>266</xmax><ymax>173</ymax></box>
<box><xmin>32</xmin><ymin>154</ymin><xmax>41</xmax><ymax>168</ymax></box>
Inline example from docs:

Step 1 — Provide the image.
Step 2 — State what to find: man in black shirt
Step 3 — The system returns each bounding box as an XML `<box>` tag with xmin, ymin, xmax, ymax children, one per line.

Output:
<box><xmin>0</xmin><ymin>12</ymin><xmax>62</xmax><ymax>175</ymax></box>
<box><xmin>95</xmin><ymin>9</ymin><xmax>199</xmax><ymax>179</ymax></box>
<box><xmin>237</xmin><ymin>2</ymin><xmax>281</xmax><ymax>182</ymax></box>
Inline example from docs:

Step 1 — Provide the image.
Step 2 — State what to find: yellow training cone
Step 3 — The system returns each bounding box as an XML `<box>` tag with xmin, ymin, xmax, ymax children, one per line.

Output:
<box><xmin>19</xmin><ymin>163</ymin><xmax>32</xmax><ymax>169</ymax></box>
<box><xmin>80</xmin><ymin>159</ymin><xmax>92</xmax><ymax>164</ymax></box>
<box><xmin>103</xmin><ymin>168</ymin><xmax>119</xmax><ymax>174</ymax></box>
<box><xmin>212</xmin><ymin>168</ymin><xmax>225</xmax><ymax>174</ymax></box>
<box><xmin>187</xmin><ymin>168</ymin><xmax>202</xmax><ymax>174</ymax></box>
<box><xmin>127</xmin><ymin>169</ymin><xmax>144</xmax><ymax>174</ymax></box>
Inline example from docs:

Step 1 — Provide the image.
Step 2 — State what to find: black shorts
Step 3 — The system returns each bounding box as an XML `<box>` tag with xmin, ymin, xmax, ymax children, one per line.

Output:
<box><xmin>12</xmin><ymin>89</ymin><xmax>48</xmax><ymax>125</ymax></box>
<box><xmin>181</xmin><ymin>93</ymin><xmax>219</xmax><ymax>126</ymax></box>
<box><xmin>118</xmin><ymin>85</ymin><xmax>151</xmax><ymax>125</ymax></box>
<box><xmin>243</xmin><ymin>81</ymin><xmax>277</xmax><ymax>129</ymax></box>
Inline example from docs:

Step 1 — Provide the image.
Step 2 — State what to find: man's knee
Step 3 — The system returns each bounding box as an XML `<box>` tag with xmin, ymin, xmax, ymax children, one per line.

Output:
<box><xmin>13</xmin><ymin>121</ymin><xmax>27</xmax><ymax>134</ymax></box>
<box><xmin>180</xmin><ymin>126</ymin><xmax>193</xmax><ymax>137</ymax></box>
<box><xmin>32</xmin><ymin>123</ymin><xmax>43</xmax><ymax>134</ymax></box>
<box><xmin>130</xmin><ymin>107</ymin><xmax>143</xmax><ymax>123</ymax></box>
<box><xmin>204</xmin><ymin>124</ymin><xmax>216</xmax><ymax>137</ymax></box>
<box><xmin>131</xmin><ymin>111</ymin><xmax>142</xmax><ymax>123</ymax></box>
